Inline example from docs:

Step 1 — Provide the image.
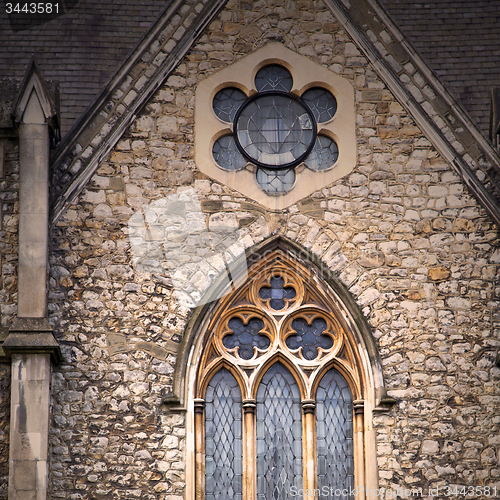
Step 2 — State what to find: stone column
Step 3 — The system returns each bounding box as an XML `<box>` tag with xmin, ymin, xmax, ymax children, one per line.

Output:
<box><xmin>3</xmin><ymin>62</ymin><xmax>61</xmax><ymax>500</ymax></box>
<box><xmin>353</xmin><ymin>400</ymin><xmax>366</xmax><ymax>500</ymax></box>
<box><xmin>301</xmin><ymin>399</ymin><xmax>316</xmax><ymax>495</ymax></box>
<box><xmin>193</xmin><ymin>399</ymin><xmax>205</xmax><ymax>500</ymax></box>
<box><xmin>242</xmin><ymin>399</ymin><xmax>256</xmax><ymax>500</ymax></box>
<box><xmin>9</xmin><ymin>353</ymin><xmax>51</xmax><ymax>500</ymax></box>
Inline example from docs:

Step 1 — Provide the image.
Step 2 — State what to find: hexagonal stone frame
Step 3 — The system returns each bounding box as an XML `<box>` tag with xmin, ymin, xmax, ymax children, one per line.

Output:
<box><xmin>195</xmin><ymin>42</ymin><xmax>356</xmax><ymax>210</ymax></box>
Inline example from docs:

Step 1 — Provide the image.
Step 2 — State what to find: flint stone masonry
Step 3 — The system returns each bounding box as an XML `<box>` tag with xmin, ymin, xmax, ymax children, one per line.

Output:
<box><xmin>49</xmin><ymin>0</ymin><xmax>500</xmax><ymax>228</ymax></box>
<box><xmin>0</xmin><ymin>363</ymin><xmax>10</xmax><ymax>499</ymax></box>
<box><xmin>0</xmin><ymin>0</ymin><xmax>492</xmax><ymax>499</ymax></box>
<box><xmin>0</xmin><ymin>139</ymin><xmax>18</xmax><ymax>498</ymax></box>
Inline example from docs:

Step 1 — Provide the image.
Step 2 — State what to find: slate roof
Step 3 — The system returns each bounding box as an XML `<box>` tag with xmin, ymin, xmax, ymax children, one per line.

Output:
<box><xmin>379</xmin><ymin>0</ymin><xmax>500</xmax><ymax>135</ymax></box>
<box><xmin>0</xmin><ymin>0</ymin><xmax>166</xmax><ymax>135</ymax></box>
<box><xmin>1</xmin><ymin>0</ymin><xmax>498</xmax><ymax>139</ymax></box>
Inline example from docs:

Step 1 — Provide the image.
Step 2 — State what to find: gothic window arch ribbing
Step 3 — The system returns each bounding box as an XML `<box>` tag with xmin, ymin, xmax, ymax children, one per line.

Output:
<box><xmin>192</xmin><ymin>248</ymin><xmax>369</xmax><ymax>500</ymax></box>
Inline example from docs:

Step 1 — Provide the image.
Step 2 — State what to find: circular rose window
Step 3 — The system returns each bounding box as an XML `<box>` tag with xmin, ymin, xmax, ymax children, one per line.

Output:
<box><xmin>234</xmin><ymin>93</ymin><xmax>315</xmax><ymax>169</ymax></box>
<box><xmin>212</xmin><ymin>64</ymin><xmax>339</xmax><ymax>194</ymax></box>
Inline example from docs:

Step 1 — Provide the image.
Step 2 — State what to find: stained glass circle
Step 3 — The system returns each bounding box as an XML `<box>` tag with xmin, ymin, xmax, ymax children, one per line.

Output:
<box><xmin>234</xmin><ymin>93</ymin><xmax>316</xmax><ymax>169</ymax></box>
<box><xmin>213</xmin><ymin>87</ymin><xmax>247</xmax><ymax>122</ymax></box>
<box><xmin>304</xmin><ymin>135</ymin><xmax>339</xmax><ymax>171</ymax></box>
<box><xmin>255</xmin><ymin>65</ymin><xmax>293</xmax><ymax>93</ymax></box>
<box><xmin>213</xmin><ymin>135</ymin><xmax>248</xmax><ymax>171</ymax></box>
<box><xmin>301</xmin><ymin>87</ymin><xmax>337</xmax><ymax>123</ymax></box>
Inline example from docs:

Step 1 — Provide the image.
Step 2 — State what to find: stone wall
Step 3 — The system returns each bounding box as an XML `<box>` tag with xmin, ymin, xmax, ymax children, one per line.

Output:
<box><xmin>0</xmin><ymin>363</ymin><xmax>10</xmax><ymax>500</ymax></box>
<box><xmin>0</xmin><ymin>138</ymin><xmax>19</xmax><ymax>328</ymax></box>
<box><xmin>45</xmin><ymin>0</ymin><xmax>500</xmax><ymax>499</ymax></box>
<box><xmin>0</xmin><ymin>137</ymin><xmax>18</xmax><ymax>499</ymax></box>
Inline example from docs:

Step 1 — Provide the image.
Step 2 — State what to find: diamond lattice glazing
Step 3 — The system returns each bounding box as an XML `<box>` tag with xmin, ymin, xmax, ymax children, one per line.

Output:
<box><xmin>256</xmin><ymin>363</ymin><xmax>303</xmax><ymax>500</ymax></box>
<box><xmin>205</xmin><ymin>369</ymin><xmax>243</xmax><ymax>500</ymax></box>
<box><xmin>316</xmin><ymin>369</ymin><xmax>354</xmax><ymax>500</ymax></box>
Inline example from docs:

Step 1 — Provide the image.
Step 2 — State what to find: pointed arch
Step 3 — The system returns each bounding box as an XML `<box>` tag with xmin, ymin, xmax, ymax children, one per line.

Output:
<box><xmin>174</xmin><ymin>236</ymin><xmax>392</xmax><ymax>500</ymax></box>
<box><xmin>173</xmin><ymin>235</ymin><xmax>387</xmax><ymax>409</ymax></box>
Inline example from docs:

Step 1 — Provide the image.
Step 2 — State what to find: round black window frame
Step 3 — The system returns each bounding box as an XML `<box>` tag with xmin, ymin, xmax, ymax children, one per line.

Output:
<box><xmin>233</xmin><ymin>91</ymin><xmax>318</xmax><ymax>171</ymax></box>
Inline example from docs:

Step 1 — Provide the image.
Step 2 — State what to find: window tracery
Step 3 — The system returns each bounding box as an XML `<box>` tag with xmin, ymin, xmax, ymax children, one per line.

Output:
<box><xmin>194</xmin><ymin>254</ymin><xmax>364</xmax><ymax>500</ymax></box>
<box><xmin>212</xmin><ymin>64</ymin><xmax>339</xmax><ymax>194</ymax></box>
<box><xmin>194</xmin><ymin>42</ymin><xmax>357</xmax><ymax>209</ymax></box>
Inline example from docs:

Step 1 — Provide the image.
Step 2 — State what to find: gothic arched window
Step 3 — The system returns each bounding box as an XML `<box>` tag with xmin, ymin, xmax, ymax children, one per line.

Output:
<box><xmin>192</xmin><ymin>249</ymin><xmax>369</xmax><ymax>500</ymax></box>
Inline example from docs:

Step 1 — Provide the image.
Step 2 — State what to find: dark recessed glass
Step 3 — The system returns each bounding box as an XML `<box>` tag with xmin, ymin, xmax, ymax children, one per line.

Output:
<box><xmin>213</xmin><ymin>87</ymin><xmax>247</xmax><ymax>122</ymax></box>
<box><xmin>286</xmin><ymin>317</ymin><xmax>332</xmax><ymax>360</ymax></box>
<box><xmin>304</xmin><ymin>135</ymin><xmax>339</xmax><ymax>171</ymax></box>
<box><xmin>205</xmin><ymin>369</ymin><xmax>243</xmax><ymax>500</ymax></box>
<box><xmin>259</xmin><ymin>276</ymin><xmax>296</xmax><ymax>310</ymax></box>
<box><xmin>256</xmin><ymin>167</ymin><xmax>295</xmax><ymax>194</ymax></box>
<box><xmin>223</xmin><ymin>317</ymin><xmax>270</xmax><ymax>360</ymax></box>
<box><xmin>235</xmin><ymin>93</ymin><xmax>315</xmax><ymax>169</ymax></box>
<box><xmin>256</xmin><ymin>363</ymin><xmax>303</xmax><ymax>499</ymax></box>
<box><xmin>316</xmin><ymin>369</ymin><xmax>354</xmax><ymax>498</ymax></box>
<box><xmin>255</xmin><ymin>65</ymin><xmax>293</xmax><ymax>93</ymax></box>
<box><xmin>213</xmin><ymin>135</ymin><xmax>248</xmax><ymax>171</ymax></box>
<box><xmin>301</xmin><ymin>87</ymin><xmax>337</xmax><ymax>123</ymax></box>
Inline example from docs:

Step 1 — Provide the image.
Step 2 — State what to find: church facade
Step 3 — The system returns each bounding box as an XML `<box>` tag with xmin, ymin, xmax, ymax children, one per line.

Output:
<box><xmin>0</xmin><ymin>0</ymin><xmax>499</xmax><ymax>499</ymax></box>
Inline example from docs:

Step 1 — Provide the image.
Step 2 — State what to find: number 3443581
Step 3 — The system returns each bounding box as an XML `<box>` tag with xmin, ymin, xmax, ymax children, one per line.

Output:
<box><xmin>5</xmin><ymin>3</ymin><xmax>59</xmax><ymax>14</ymax></box>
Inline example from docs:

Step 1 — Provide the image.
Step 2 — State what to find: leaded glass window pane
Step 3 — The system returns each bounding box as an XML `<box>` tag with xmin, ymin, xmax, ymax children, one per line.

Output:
<box><xmin>223</xmin><ymin>317</ymin><xmax>270</xmax><ymax>360</ymax></box>
<box><xmin>304</xmin><ymin>135</ymin><xmax>338</xmax><ymax>171</ymax></box>
<box><xmin>286</xmin><ymin>317</ymin><xmax>333</xmax><ymax>360</ymax></box>
<box><xmin>256</xmin><ymin>167</ymin><xmax>295</xmax><ymax>193</ymax></box>
<box><xmin>213</xmin><ymin>87</ymin><xmax>247</xmax><ymax>122</ymax></box>
<box><xmin>301</xmin><ymin>87</ymin><xmax>337</xmax><ymax>123</ymax></box>
<box><xmin>235</xmin><ymin>94</ymin><xmax>315</xmax><ymax>168</ymax></box>
<box><xmin>256</xmin><ymin>363</ymin><xmax>303</xmax><ymax>500</ymax></box>
<box><xmin>316</xmin><ymin>369</ymin><xmax>354</xmax><ymax>500</ymax></box>
<box><xmin>255</xmin><ymin>65</ymin><xmax>293</xmax><ymax>93</ymax></box>
<box><xmin>258</xmin><ymin>276</ymin><xmax>296</xmax><ymax>310</ymax></box>
<box><xmin>205</xmin><ymin>369</ymin><xmax>243</xmax><ymax>500</ymax></box>
<box><xmin>213</xmin><ymin>135</ymin><xmax>248</xmax><ymax>171</ymax></box>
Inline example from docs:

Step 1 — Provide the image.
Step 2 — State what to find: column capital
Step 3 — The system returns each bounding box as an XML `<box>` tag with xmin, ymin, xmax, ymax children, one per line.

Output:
<box><xmin>193</xmin><ymin>398</ymin><xmax>205</xmax><ymax>414</ymax></box>
<box><xmin>302</xmin><ymin>399</ymin><xmax>316</xmax><ymax>414</ymax></box>
<box><xmin>353</xmin><ymin>399</ymin><xmax>365</xmax><ymax>415</ymax></box>
<box><xmin>242</xmin><ymin>399</ymin><xmax>256</xmax><ymax>414</ymax></box>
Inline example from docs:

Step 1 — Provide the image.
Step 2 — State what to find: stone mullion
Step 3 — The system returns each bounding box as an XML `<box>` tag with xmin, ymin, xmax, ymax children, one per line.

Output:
<box><xmin>353</xmin><ymin>400</ymin><xmax>366</xmax><ymax>500</ymax></box>
<box><xmin>194</xmin><ymin>399</ymin><xmax>205</xmax><ymax>500</ymax></box>
<box><xmin>242</xmin><ymin>399</ymin><xmax>256</xmax><ymax>500</ymax></box>
<box><xmin>302</xmin><ymin>399</ymin><xmax>316</xmax><ymax>497</ymax></box>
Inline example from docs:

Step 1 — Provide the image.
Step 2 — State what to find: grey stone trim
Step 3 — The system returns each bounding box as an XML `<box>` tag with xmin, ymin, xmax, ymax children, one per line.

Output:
<box><xmin>12</xmin><ymin>57</ymin><xmax>57</xmax><ymax>125</ymax></box>
<box><xmin>50</xmin><ymin>0</ymin><xmax>227</xmax><ymax>223</ymax></box>
<box><xmin>373</xmin><ymin>394</ymin><xmax>397</xmax><ymax>413</ymax></box>
<box><xmin>3</xmin><ymin>317</ymin><xmax>62</xmax><ymax>365</ymax></box>
<box><xmin>325</xmin><ymin>0</ymin><xmax>500</xmax><ymax>227</ymax></box>
<box><xmin>161</xmin><ymin>392</ymin><xmax>186</xmax><ymax>414</ymax></box>
<box><xmin>0</xmin><ymin>327</ymin><xmax>9</xmax><ymax>362</ymax></box>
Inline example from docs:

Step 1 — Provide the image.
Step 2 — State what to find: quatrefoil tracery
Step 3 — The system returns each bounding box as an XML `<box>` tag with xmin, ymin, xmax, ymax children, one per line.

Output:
<box><xmin>258</xmin><ymin>275</ymin><xmax>296</xmax><ymax>311</ymax></box>
<box><xmin>202</xmin><ymin>264</ymin><xmax>350</xmax><ymax>400</ymax></box>
<box><xmin>250</xmin><ymin>269</ymin><xmax>302</xmax><ymax>312</ymax></box>
<box><xmin>217</xmin><ymin>311</ymin><xmax>274</xmax><ymax>362</ymax></box>
<box><xmin>282</xmin><ymin>312</ymin><xmax>340</xmax><ymax>362</ymax></box>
